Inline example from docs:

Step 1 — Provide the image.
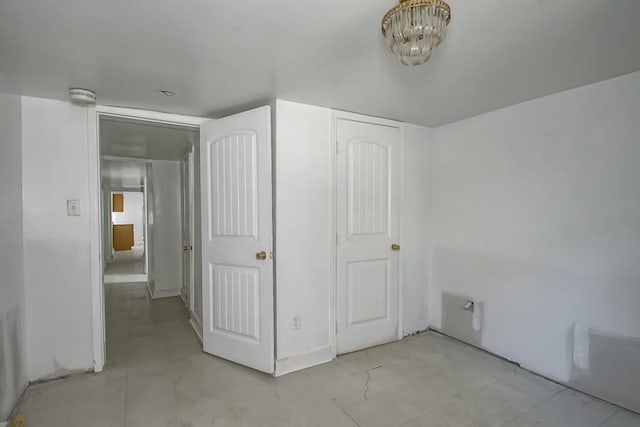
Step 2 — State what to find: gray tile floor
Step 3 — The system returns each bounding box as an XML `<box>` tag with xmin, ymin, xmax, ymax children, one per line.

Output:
<box><xmin>16</xmin><ymin>282</ymin><xmax>640</xmax><ymax>427</ymax></box>
<box><xmin>104</xmin><ymin>247</ymin><xmax>145</xmax><ymax>276</ymax></box>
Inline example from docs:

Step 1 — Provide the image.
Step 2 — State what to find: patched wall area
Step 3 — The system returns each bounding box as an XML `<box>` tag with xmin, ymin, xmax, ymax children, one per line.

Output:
<box><xmin>570</xmin><ymin>327</ymin><xmax>640</xmax><ymax>413</ymax></box>
<box><xmin>22</xmin><ymin>97</ymin><xmax>94</xmax><ymax>381</ymax></box>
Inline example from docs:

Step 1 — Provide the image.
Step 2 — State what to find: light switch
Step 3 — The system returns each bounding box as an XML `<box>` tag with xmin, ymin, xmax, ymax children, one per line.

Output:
<box><xmin>67</xmin><ymin>199</ymin><xmax>80</xmax><ymax>216</ymax></box>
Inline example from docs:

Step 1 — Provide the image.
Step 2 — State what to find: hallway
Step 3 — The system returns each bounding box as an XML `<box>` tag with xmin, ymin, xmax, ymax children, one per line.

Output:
<box><xmin>14</xmin><ymin>283</ymin><xmax>640</xmax><ymax>427</ymax></box>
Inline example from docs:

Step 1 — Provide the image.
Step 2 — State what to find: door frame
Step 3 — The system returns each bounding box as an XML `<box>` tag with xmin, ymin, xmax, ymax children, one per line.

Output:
<box><xmin>87</xmin><ymin>105</ymin><xmax>209</xmax><ymax>372</ymax></box>
<box><xmin>329</xmin><ymin>110</ymin><xmax>405</xmax><ymax>358</ymax></box>
<box><xmin>179</xmin><ymin>150</ymin><xmax>196</xmax><ymax>313</ymax></box>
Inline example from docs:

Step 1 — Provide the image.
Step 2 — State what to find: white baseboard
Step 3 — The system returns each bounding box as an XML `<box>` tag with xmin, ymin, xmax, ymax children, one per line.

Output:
<box><xmin>190</xmin><ymin>314</ymin><xmax>203</xmax><ymax>343</ymax></box>
<box><xmin>150</xmin><ymin>288</ymin><xmax>181</xmax><ymax>299</ymax></box>
<box><xmin>275</xmin><ymin>345</ymin><xmax>334</xmax><ymax>376</ymax></box>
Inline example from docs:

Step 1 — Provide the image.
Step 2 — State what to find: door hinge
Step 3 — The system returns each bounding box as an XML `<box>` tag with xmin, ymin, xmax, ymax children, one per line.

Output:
<box><xmin>336</xmin><ymin>142</ymin><xmax>339</xmax><ymax>155</ymax></box>
<box><xmin>336</xmin><ymin>233</ymin><xmax>339</xmax><ymax>244</ymax></box>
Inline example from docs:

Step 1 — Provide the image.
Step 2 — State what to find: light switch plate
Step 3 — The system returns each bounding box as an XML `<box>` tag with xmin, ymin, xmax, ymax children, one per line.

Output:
<box><xmin>67</xmin><ymin>199</ymin><xmax>80</xmax><ymax>216</ymax></box>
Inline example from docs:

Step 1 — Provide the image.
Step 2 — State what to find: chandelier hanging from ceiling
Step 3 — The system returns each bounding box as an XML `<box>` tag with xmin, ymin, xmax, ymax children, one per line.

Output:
<box><xmin>382</xmin><ymin>0</ymin><xmax>452</xmax><ymax>66</ymax></box>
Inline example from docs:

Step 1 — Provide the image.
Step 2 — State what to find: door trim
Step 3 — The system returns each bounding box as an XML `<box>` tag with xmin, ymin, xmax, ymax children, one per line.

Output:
<box><xmin>329</xmin><ymin>110</ymin><xmax>404</xmax><ymax>358</ymax></box>
<box><xmin>88</xmin><ymin>105</ymin><xmax>209</xmax><ymax>373</ymax></box>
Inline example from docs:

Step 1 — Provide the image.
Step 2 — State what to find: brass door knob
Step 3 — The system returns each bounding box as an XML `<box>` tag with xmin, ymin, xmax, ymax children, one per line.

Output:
<box><xmin>391</xmin><ymin>244</ymin><xmax>400</xmax><ymax>251</ymax></box>
<box><xmin>256</xmin><ymin>251</ymin><xmax>267</xmax><ymax>260</ymax></box>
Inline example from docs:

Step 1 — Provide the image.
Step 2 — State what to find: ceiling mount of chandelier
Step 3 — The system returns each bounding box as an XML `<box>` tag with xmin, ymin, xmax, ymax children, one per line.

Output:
<box><xmin>382</xmin><ymin>0</ymin><xmax>452</xmax><ymax>66</ymax></box>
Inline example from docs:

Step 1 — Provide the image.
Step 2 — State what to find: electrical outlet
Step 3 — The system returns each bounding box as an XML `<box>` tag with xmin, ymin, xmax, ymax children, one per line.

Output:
<box><xmin>292</xmin><ymin>316</ymin><xmax>301</xmax><ymax>330</ymax></box>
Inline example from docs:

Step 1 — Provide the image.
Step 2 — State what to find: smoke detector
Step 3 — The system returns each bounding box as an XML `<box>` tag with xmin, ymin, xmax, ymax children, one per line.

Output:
<box><xmin>69</xmin><ymin>88</ymin><xmax>97</xmax><ymax>105</ymax></box>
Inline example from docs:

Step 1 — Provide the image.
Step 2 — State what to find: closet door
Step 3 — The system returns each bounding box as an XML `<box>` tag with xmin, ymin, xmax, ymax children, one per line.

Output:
<box><xmin>336</xmin><ymin>118</ymin><xmax>401</xmax><ymax>354</ymax></box>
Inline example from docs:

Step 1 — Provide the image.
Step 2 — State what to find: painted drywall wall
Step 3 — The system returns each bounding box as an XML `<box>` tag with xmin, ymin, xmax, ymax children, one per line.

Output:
<box><xmin>111</xmin><ymin>191</ymin><xmax>144</xmax><ymax>246</ymax></box>
<box><xmin>21</xmin><ymin>96</ymin><xmax>94</xmax><ymax>380</ymax></box>
<box><xmin>273</xmin><ymin>101</ymin><xmax>433</xmax><ymax>373</ymax></box>
<box><xmin>274</xmin><ymin>100</ymin><xmax>333</xmax><ymax>372</ymax></box>
<box><xmin>401</xmin><ymin>124</ymin><xmax>432</xmax><ymax>335</ymax></box>
<box><xmin>430</xmin><ymin>71</ymin><xmax>640</xmax><ymax>411</ymax></box>
<box><xmin>147</xmin><ymin>160</ymin><xmax>182</xmax><ymax>298</ymax></box>
<box><xmin>0</xmin><ymin>86</ymin><xmax>27</xmax><ymax>420</ymax></box>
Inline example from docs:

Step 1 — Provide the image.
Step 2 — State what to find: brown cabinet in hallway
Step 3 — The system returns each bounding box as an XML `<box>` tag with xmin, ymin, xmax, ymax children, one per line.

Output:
<box><xmin>113</xmin><ymin>224</ymin><xmax>134</xmax><ymax>251</ymax></box>
<box><xmin>112</xmin><ymin>193</ymin><xmax>124</xmax><ymax>212</ymax></box>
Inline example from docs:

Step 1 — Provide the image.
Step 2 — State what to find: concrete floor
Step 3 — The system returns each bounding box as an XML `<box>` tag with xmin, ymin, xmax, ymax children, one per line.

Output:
<box><xmin>15</xmin><ymin>283</ymin><xmax>639</xmax><ymax>427</ymax></box>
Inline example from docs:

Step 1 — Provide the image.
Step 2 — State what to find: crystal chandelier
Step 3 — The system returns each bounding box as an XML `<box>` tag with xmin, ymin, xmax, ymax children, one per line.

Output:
<box><xmin>382</xmin><ymin>0</ymin><xmax>452</xmax><ymax>66</ymax></box>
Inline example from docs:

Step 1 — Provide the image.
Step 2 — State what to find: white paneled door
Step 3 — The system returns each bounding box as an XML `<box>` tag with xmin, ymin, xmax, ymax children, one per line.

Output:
<box><xmin>200</xmin><ymin>106</ymin><xmax>274</xmax><ymax>373</ymax></box>
<box><xmin>336</xmin><ymin>118</ymin><xmax>401</xmax><ymax>354</ymax></box>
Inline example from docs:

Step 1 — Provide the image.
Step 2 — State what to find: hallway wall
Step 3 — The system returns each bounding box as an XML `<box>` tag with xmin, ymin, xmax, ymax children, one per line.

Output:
<box><xmin>21</xmin><ymin>97</ymin><xmax>94</xmax><ymax>380</ymax></box>
<box><xmin>147</xmin><ymin>160</ymin><xmax>182</xmax><ymax>298</ymax></box>
<box><xmin>0</xmin><ymin>78</ymin><xmax>27</xmax><ymax>420</ymax></box>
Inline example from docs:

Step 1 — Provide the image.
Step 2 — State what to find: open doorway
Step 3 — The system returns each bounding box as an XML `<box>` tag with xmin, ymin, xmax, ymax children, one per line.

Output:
<box><xmin>109</xmin><ymin>190</ymin><xmax>145</xmax><ymax>272</ymax></box>
<box><xmin>101</xmin><ymin>166</ymin><xmax>148</xmax><ymax>284</ymax></box>
<box><xmin>89</xmin><ymin>105</ymin><xmax>275</xmax><ymax>374</ymax></box>
<box><xmin>98</xmin><ymin>114</ymin><xmax>203</xmax><ymax>364</ymax></box>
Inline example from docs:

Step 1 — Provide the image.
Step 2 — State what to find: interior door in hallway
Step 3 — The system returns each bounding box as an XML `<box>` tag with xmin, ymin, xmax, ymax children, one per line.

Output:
<box><xmin>336</xmin><ymin>118</ymin><xmax>401</xmax><ymax>354</ymax></box>
<box><xmin>199</xmin><ymin>106</ymin><xmax>274</xmax><ymax>373</ymax></box>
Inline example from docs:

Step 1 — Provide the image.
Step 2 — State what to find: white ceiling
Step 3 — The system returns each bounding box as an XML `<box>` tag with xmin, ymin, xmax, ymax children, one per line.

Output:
<box><xmin>100</xmin><ymin>117</ymin><xmax>197</xmax><ymax>161</ymax></box>
<box><xmin>1</xmin><ymin>0</ymin><xmax>639</xmax><ymax>127</ymax></box>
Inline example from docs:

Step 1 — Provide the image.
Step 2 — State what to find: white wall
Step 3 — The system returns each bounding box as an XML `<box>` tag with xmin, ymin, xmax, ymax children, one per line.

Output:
<box><xmin>147</xmin><ymin>160</ymin><xmax>182</xmax><ymax>298</ymax></box>
<box><xmin>111</xmin><ymin>191</ymin><xmax>144</xmax><ymax>246</ymax></box>
<box><xmin>430</xmin><ymin>71</ymin><xmax>640</xmax><ymax>393</ymax></box>
<box><xmin>274</xmin><ymin>100</ymin><xmax>333</xmax><ymax>373</ymax></box>
<box><xmin>21</xmin><ymin>97</ymin><xmax>94</xmax><ymax>380</ymax></box>
<box><xmin>0</xmin><ymin>84</ymin><xmax>27</xmax><ymax>420</ymax></box>
<box><xmin>401</xmin><ymin>124</ymin><xmax>432</xmax><ymax>334</ymax></box>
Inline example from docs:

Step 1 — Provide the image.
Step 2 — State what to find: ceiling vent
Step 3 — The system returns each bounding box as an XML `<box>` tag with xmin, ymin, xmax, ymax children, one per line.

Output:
<box><xmin>69</xmin><ymin>88</ymin><xmax>97</xmax><ymax>105</ymax></box>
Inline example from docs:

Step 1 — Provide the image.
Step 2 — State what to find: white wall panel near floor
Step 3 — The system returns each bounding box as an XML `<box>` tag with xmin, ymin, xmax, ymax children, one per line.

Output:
<box><xmin>21</xmin><ymin>97</ymin><xmax>94</xmax><ymax>381</ymax></box>
<box><xmin>430</xmin><ymin>70</ymin><xmax>640</xmax><ymax>412</ymax></box>
<box><xmin>273</xmin><ymin>100</ymin><xmax>333</xmax><ymax>374</ymax></box>
<box><xmin>0</xmin><ymin>79</ymin><xmax>27</xmax><ymax>420</ymax></box>
<box><xmin>147</xmin><ymin>160</ymin><xmax>182</xmax><ymax>298</ymax></box>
